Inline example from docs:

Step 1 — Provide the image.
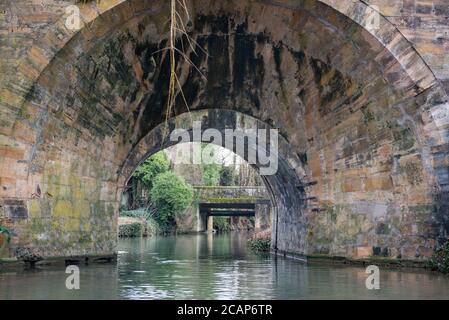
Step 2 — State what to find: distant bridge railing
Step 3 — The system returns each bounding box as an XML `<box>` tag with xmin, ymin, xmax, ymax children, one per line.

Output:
<box><xmin>193</xmin><ymin>186</ymin><xmax>270</xmax><ymax>204</ymax></box>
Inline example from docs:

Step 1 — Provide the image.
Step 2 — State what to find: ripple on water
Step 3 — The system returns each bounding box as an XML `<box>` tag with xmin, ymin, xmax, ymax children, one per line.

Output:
<box><xmin>2</xmin><ymin>233</ymin><xmax>449</xmax><ymax>300</ymax></box>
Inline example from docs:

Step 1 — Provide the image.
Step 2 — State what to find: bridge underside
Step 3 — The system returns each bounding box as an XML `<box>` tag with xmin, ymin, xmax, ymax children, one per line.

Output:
<box><xmin>201</xmin><ymin>203</ymin><xmax>257</xmax><ymax>217</ymax></box>
<box><xmin>199</xmin><ymin>203</ymin><xmax>257</xmax><ymax>233</ymax></box>
<box><xmin>1</xmin><ymin>0</ymin><xmax>449</xmax><ymax>263</ymax></box>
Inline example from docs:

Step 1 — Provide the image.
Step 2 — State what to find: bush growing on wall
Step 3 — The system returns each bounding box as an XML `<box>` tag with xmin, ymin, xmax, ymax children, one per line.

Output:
<box><xmin>118</xmin><ymin>223</ymin><xmax>142</xmax><ymax>238</ymax></box>
<box><xmin>200</xmin><ymin>144</ymin><xmax>221</xmax><ymax>186</ymax></box>
<box><xmin>0</xmin><ymin>226</ymin><xmax>11</xmax><ymax>243</ymax></box>
<box><xmin>0</xmin><ymin>226</ymin><xmax>11</xmax><ymax>257</ymax></box>
<box><xmin>219</xmin><ymin>166</ymin><xmax>235</xmax><ymax>186</ymax></box>
<box><xmin>150</xmin><ymin>172</ymin><xmax>194</xmax><ymax>226</ymax></box>
<box><xmin>202</xmin><ymin>164</ymin><xmax>221</xmax><ymax>186</ymax></box>
<box><xmin>428</xmin><ymin>241</ymin><xmax>449</xmax><ymax>274</ymax></box>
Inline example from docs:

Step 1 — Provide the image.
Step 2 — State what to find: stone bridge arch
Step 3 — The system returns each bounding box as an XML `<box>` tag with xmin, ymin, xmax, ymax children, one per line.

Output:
<box><xmin>3</xmin><ymin>0</ymin><xmax>437</xmax><ymax>99</ymax></box>
<box><xmin>119</xmin><ymin>109</ymin><xmax>307</xmax><ymax>254</ymax></box>
<box><xmin>1</xmin><ymin>0</ymin><xmax>448</xmax><ymax>262</ymax></box>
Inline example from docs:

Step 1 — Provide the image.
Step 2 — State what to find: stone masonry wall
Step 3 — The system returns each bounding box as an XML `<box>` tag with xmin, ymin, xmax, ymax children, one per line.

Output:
<box><xmin>0</xmin><ymin>0</ymin><xmax>448</xmax><ymax>262</ymax></box>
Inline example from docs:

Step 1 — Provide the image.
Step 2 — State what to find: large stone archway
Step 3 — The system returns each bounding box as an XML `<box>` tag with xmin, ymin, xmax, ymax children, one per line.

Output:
<box><xmin>1</xmin><ymin>0</ymin><xmax>448</xmax><ymax>261</ymax></box>
<box><xmin>119</xmin><ymin>109</ymin><xmax>307</xmax><ymax>255</ymax></box>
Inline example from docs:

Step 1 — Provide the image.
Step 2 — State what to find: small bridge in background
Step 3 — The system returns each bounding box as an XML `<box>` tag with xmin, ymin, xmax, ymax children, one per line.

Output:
<box><xmin>192</xmin><ymin>186</ymin><xmax>272</xmax><ymax>232</ymax></box>
<box><xmin>200</xmin><ymin>203</ymin><xmax>256</xmax><ymax>217</ymax></box>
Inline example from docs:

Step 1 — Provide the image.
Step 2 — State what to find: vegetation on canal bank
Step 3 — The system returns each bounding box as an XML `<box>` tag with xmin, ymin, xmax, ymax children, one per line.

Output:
<box><xmin>118</xmin><ymin>223</ymin><xmax>142</xmax><ymax>238</ymax></box>
<box><xmin>120</xmin><ymin>144</ymin><xmax>263</xmax><ymax>237</ymax></box>
<box><xmin>213</xmin><ymin>217</ymin><xmax>232</xmax><ymax>232</ymax></box>
<box><xmin>119</xmin><ymin>209</ymin><xmax>167</xmax><ymax>237</ymax></box>
<box><xmin>133</xmin><ymin>153</ymin><xmax>171</xmax><ymax>189</ymax></box>
<box><xmin>128</xmin><ymin>152</ymin><xmax>171</xmax><ymax>209</ymax></box>
<box><xmin>150</xmin><ymin>172</ymin><xmax>193</xmax><ymax>226</ymax></box>
<box><xmin>248</xmin><ymin>237</ymin><xmax>271</xmax><ymax>253</ymax></box>
<box><xmin>120</xmin><ymin>153</ymin><xmax>194</xmax><ymax>237</ymax></box>
<box><xmin>248</xmin><ymin>231</ymin><xmax>271</xmax><ymax>253</ymax></box>
<box><xmin>428</xmin><ymin>240</ymin><xmax>449</xmax><ymax>274</ymax></box>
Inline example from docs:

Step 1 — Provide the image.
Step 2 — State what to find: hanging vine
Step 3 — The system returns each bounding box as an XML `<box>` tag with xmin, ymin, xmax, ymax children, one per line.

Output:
<box><xmin>161</xmin><ymin>0</ymin><xmax>207</xmax><ymax>142</ymax></box>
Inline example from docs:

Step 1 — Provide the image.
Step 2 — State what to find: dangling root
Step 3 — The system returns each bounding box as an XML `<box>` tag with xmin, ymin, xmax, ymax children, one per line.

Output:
<box><xmin>161</xmin><ymin>0</ymin><xmax>206</xmax><ymax>145</ymax></box>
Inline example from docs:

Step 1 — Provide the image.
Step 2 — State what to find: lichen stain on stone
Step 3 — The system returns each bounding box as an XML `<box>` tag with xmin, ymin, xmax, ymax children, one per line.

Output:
<box><xmin>309</xmin><ymin>57</ymin><xmax>361</xmax><ymax>117</ymax></box>
<box><xmin>232</xmin><ymin>23</ymin><xmax>265</xmax><ymax>111</ymax></box>
<box><xmin>4</xmin><ymin>2</ymin><xmax>449</xmax><ymax>261</ymax></box>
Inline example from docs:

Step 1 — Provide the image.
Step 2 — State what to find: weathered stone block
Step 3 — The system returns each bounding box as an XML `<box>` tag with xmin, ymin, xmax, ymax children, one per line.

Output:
<box><xmin>0</xmin><ymin>0</ymin><xmax>447</xmax><ymax>262</ymax></box>
<box><xmin>365</xmin><ymin>175</ymin><xmax>393</xmax><ymax>191</ymax></box>
<box><xmin>3</xmin><ymin>200</ymin><xmax>28</xmax><ymax>222</ymax></box>
<box><xmin>355</xmin><ymin>246</ymin><xmax>373</xmax><ymax>258</ymax></box>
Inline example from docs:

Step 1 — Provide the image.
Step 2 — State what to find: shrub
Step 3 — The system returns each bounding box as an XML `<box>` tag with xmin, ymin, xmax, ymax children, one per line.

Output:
<box><xmin>150</xmin><ymin>172</ymin><xmax>193</xmax><ymax>226</ymax></box>
<box><xmin>120</xmin><ymin>209</ymin><xmax>165</xmax><ymax>236</ymax></box>
<box><xmin>248</xmin><ymin>238</ymin><xmax>271</xmax><ymax>253</ymax></box>
<box><xmin>132</xmin><ymin>152</ymin><xmax>170</xmax><ymax>188</ymax></box>
<box><xmin>145</xmin><ymin>215</ymin><xmax>165</xmax><ymax>235</ymax></box>
<box><xmin>213</xmin><ymin>217</ymin><xmax>231</xmax><ymax>232</ymax></box>
<box><xmin>202</xmin><ymin>163</ymin><xmax>221</xmax><ymax>186</ymax></box>
<box><xmin>118</xmin><ymin>223</ymin><xmax>142</xmax><ymax>238</ymax></box>
<box><xmin>219</xmin><ymin>166</ymin><xmax>235</xmax><ymax>186</ymax></box>
<box><xmin>428</xmin><ymin>241</ymin><xmax>449</xmax><ymax>274</ymax></box>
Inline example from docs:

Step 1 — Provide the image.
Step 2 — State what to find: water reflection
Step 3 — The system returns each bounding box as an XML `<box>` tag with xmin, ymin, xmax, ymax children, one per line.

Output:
<box><xmin>1</xmin><ymin>232</ymin><xmax>449</xmax><ymax>300</ymax></box>
<box><xmin>0</xmin><ymin>264</ymin><xmax>118</xmax><ymax>300</ymax></box>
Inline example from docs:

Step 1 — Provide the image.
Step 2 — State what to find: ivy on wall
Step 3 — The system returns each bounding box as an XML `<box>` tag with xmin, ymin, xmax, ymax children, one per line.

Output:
<box><xmin>0</xmin><ymin>226</ymin><xmax>11</xmax><ymax>244</ymax></box>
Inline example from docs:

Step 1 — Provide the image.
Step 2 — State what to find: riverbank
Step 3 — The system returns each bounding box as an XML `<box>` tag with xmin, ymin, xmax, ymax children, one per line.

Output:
<box><xmin>0</xmin><ymin>239</ymin><xmax>436</xmax><ymax>274</ymax></box>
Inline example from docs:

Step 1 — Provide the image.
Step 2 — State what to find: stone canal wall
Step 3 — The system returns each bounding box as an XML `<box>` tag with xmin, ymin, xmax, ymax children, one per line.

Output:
<box><xmin>1</xmin><ymin>0</ymin><xmax>449</xmax><ymax>262</ymax></box>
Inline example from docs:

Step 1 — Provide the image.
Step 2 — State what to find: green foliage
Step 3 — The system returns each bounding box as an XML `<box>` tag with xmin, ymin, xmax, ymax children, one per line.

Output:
<box><xmin>248</xmin><ymin>238</ymin><xmax>271</xmax><ymax>253</ymax></box>
<box><xmin>200</xmin><ymin>143</ymin><xmax>221</xmax><ymax>186</ymax></box>
<box><xmin>202</xmin><ymin>164</ymin><xmax>221</xmax><ymax>186</ymax></box>
<box><xmin>145</xmin><ymin>215</ymin><xmax>166</xmax><ymax>235</ymax></box>
<box><xmin>151</xmin><ymin>172</ymin><xmax>193</xmax><ymax>226</ymax></box>
<box><xmin>118</xmin><ymin>223</ymin><xmax>142</xmax><ymax>238</ymax></box>
<box><xmin>132</xmin><ymin>153</ymin><xmax>170</xmax><ymax>188</ymax></box>
<box><xmin>219</xmin><ymin>166</ymin><xmax>235</xmax><ymax>186</ymax></box>
<box><xmin>428</xmin><ymin>241</ymin><xmax>449</xmax><ymax>274</ymax></box>
<box><xmin>120</xmin><ymin>208</ymin><xmax>169</xmax><ymax>236</ymax></box>
<box><xmin>213</xmin><ymin>217</ymin><xmax>231</xmax><ymax>232</ymax></box>
<box><xmin>0</xmin><ymin>226</ymin><xmax>11</xmax><ymax>244</ymax></box>
<box><xmin>120</xmin><ymin>209</ymin><xmax>166</xmax><ymax>236</ymax></box>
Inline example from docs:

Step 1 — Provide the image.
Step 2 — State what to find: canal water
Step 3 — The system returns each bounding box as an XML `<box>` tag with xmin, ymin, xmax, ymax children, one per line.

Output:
<box><xmin>1</xmin><ymin>232</ymin><xmax>448</xmax><ymax>300</ymax></box>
